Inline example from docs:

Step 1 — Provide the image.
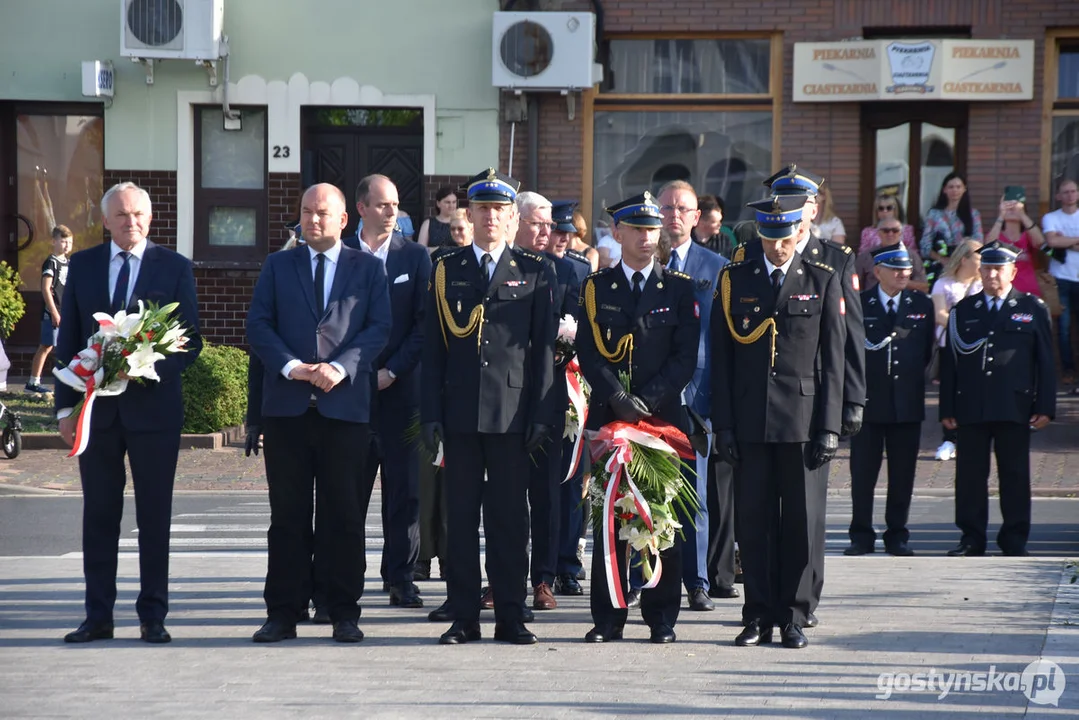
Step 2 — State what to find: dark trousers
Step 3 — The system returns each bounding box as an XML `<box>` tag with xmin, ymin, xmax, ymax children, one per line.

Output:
<box><xmin>263</xmin><ymin>410</ymin><xmax>367</xmax><ymax>624</ymax></box>
<box><xmin>443</xmin><ymin>432</ymin><xmax>530</xmax><ymax>625</ymax></box>
<box><xmin>807</xmin><ymin>459</ymin><xmax>829</xmax><ymax>614</ymax></box>
<box><xmin>418</xmin><ymin>460</ymin><xmax>448</xmax><ymax>570</ymax></box>
<box><xmin>556</xmin><ymin>437</ymin><xmax>585</xmax><ymax>577</ymax></box>
<box><xmin>735</xmin><ymin>442</ymin><xmax>817</xmax><ymax>627</ymax></box>
<box><xmin>589</xmin><ymin>517</ymin><xmax>682</xmax><ymax>631</ymax></box>
<box><xmin>706</xmin><ymin>458</ymin><xmax>737</xmax><ymax>589</ymax></box>
<box><xmin>848</xmin><ymin>422</ymin><xmax>920</xmax><ymax>549</ymax></box>
<box><xmin>527</xmin><ymin>435</ymin><xmax>562</xmax><ymax>588</ymax></box>
<box><xmin>955</xmin><ymin>422</ymin><xmax>1032</xmax><ymax>553</ymax></box>
<box><xmin>677</xmin><ymin>448</ymin><xmax>711</xmax><ymax>591</ymax></box>
<box><xmin>79</xmin><ymin>420</ymin><xmax>181</xmax><ymax>623</ymax></box>
<box><xmin>355</xmin><ymin>411</ymin><xmax>420</xmax><ymax>590</ymax></box>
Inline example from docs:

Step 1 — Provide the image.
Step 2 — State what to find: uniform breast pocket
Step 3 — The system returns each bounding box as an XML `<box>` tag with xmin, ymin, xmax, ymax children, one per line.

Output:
<box><xmin>643</xmin><ymin>310</ymin><xmax>678</xmax><ymax>329</ymax></box>
<box><xmin>496</xmin><ymin>283</ymin><xmax>535</xmax><ymax>302</ymax></box>
<box><xmin>786</xmin><ymin>297</ymin><xmax>822</xmax><ymax>317</ymax></box>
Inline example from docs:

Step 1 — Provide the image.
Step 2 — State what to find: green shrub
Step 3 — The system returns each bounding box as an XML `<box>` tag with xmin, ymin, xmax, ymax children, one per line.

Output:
<box><xmin>0</xmin><ymin>261</ymin><xmax>27</xmax><ymax>339</ymax></box>
<box><xmin>181</xmin><ymin>342</ymin><xmax>249</xmax><ymax>433</ymax></box>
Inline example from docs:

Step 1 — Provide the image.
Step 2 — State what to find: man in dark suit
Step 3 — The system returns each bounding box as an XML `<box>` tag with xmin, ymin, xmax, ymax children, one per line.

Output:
<box><xmin>339</xmin><ymin>174</ymin><xmax>431</xmax><ymax>609</ymax></box>
<box><xmin>247</xmin><ymin>183</ymin><xmax>391</xmax><ymax>644</ymax></box>
<box><xmin>713</xmin><ymin>195</ymin><xmax>844</xmax><ymax>650</ymax></box>
<box><xmin>845</xmin><ymin>242</ymin><xmax>936</xmax><ymax>557</ymax></box>
<box><xmin>549</xmin><ymin>201</ymin><xmax>591</xmax><ymax>596</ymax></box>
<box><xmin>940</xmin><ymin>240</ymin><xmax>1055</xmax><ymax>557</ymax></box>
<box><xmin>577</xmin><ymin>192</ymin><xmax>699</xmax><ymax>645</ymax></box>
<box><xmin>421</xmin><ymin>168</ymin><xmax>557</xmax><ymax>645</ymax></box>
<box><xmin>58</xmin><ymin>182</ymin><xmax>202</xmax><ymax>644</ymax></box>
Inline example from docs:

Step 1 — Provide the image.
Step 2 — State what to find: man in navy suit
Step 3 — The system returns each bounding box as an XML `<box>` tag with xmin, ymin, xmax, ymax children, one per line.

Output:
<box><xmin>657</xmin><ymin>180</ymin><xmax>731</xmax><ymax>611</ymax></box>
<box><xmin>247</xmin><ymin>183</ymin><xmax>391</xmax><ymax>644</ymax></box>
<box><xmin>342</xmin><ymin>174</ymin><xmax>431</xmax><ymax>609</ymax></box>
<box><xmin>58</xmin><ymin>182</ymin><xmax>202</xmax><ymax>644</ymax></box>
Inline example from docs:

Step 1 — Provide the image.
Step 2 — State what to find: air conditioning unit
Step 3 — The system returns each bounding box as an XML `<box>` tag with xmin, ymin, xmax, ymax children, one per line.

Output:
<box><xmin>492</xmin><ymin>11</ymin><xmax>603</xmax><ymax>91</ymax></box>
<box><xmin>120</xmin><ymin>0</ymin><xmax>224</xmax><ymax>61</ymax></box>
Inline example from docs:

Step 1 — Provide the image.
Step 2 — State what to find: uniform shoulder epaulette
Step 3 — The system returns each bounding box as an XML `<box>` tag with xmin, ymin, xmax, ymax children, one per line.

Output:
<box><xmin>511</xmin><ymin>246</ymin><xmax>546</xmax><ymax>264</ymax></box>
<box><xmin>1030</xmin><ymin>293</ymin><xmax>1046</xmax><ymax>305</ymax></box>
<box><xmin>433</xmin><ymin>246</ymin><xmax>466</xmax><ymax>263</ymax></box>
<box><xmin>665</xmin><ymin>269</ymin><xmax>693</xmax><ymax>282</ymax></box>
<box><xmin>805</xmin><ymin>259</ymin><xmax>834</xmax><ymax>273</ymax></box>
<box><xmin>566</xmin><ymin>248</ymin><xmax>589</xmax><ymax>262</ymax></box>
<box><xmin>585</xmin><ymin>266</ymin><xmax>611</xmax><ymax>281</ymax></box>
<box><xmin>722</xmin><ymin>259</ymin><xmax>749</xmax><ymax>271</ymax></box>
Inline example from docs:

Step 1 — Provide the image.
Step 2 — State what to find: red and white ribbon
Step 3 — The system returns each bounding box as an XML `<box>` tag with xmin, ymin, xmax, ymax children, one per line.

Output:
<box><xmin>591</xmin><ymin>419</ymin><xmax>695</xmax><ymax>608</ymax></box>
<box><xmin>562</xmin><ymin>359</ymin><xmax>588</xmax><ymax>483</ymax></box>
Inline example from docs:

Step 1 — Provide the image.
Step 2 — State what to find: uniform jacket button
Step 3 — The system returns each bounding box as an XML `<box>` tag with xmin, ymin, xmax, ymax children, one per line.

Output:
<box><xmin>482</xmin><ymin>361</ymin><xmax>489</xmax><ymax>367</ymax></box>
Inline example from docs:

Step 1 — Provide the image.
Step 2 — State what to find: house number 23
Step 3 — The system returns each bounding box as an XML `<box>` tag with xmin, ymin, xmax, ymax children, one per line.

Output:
<box><xmin>272</xmin><ymin>146</ymin><xmax>290</xmax><ymax>158</ymax></box>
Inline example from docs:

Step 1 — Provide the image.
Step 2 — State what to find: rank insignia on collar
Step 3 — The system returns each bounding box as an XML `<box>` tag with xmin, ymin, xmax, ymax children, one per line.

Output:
<box><xmin>611</xmin><ymin>282</ymin><xmax>618</xmax><ymax>290</ymax></box>
<box><xmin>657</xmin><ymin>281</ymin><xmax>664</xmax><ymax>289</ymax></box>
<box><xmin>1008</xmin><ymin>298</ymin><xmax>1017</xmax><ymax>307</ymax></box>
<box><xmin>905</xmin><ymin>296</ymin><xmax>912</xmax><ymax>304</ymax></box>
<box><xmin>510</xmin><ymin>260</ymin><xmax>517</xmax><ymax>267</ymax></box>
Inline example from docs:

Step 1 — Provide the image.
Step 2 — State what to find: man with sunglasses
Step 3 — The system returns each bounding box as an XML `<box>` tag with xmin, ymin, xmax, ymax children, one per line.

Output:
<box><xmin>855</xmin><ymin>219</ymin><xmax>928</xmax><ymax>294</ymax></box>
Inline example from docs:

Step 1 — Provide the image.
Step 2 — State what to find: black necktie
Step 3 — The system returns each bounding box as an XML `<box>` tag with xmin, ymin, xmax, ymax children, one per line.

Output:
<box><xmin>314</xmin><ymin>252</ymin><xmax>326</xmax><ymax>317</ymax></box>
<box><xmin>887</xmin><ymin>298</ymin><xmax>896</xmax><ymax>320</ymax></box>
<box><xmin>770</xmin><ymin>268</ymin><xmax>784</xmax><ymax>299</ymax></box>
<box><xmin>987</xmin><ymin>297</ymin><xmax>999</xmax><ymax>320</ymax></box>
<box><xmin>632</xmin><ymin>271</ymin><xmax>644</xmax><ymax>301</ymax></box>
<box><xmin>481</xmin><ymin>253</ymin><xmax>492</xmax><ymax>285</ymax></box>
<box><xmin>111</xmin><ymin>251</ymin><xmax>131</xmax><ymax>313</ymax></box>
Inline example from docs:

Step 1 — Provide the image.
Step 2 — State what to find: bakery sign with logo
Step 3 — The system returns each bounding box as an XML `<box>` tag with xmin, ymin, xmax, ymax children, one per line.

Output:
<box><xmin>793</xmin><ymin>39</ymin><xmax>1034</xmax><ymax>102</ymax></box>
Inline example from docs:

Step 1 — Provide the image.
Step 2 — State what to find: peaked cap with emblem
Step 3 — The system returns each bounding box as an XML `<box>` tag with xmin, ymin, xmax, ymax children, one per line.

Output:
<box><xmin>551</xmin><ymin>200</ymin><xmax>579</xmax><ymax>233</ymax></box>
<box><xmin>763</xmin><ymin>164</ymin><xmax>825</xmax><ymax>197</ymax></box>
<box><xmin>747</xmin><ymin>195</ymin><xmax>808</xmax><ymax>241</ymax></box>
<box><xmin>606</xmin><ymin>191</ymin><xmax>663</xmax><ymax>228</ymax></box>
<box><xmin>871</xmin><ymin>242</ymin><xmax>913</xmax><ymax>269</ymax></box>
<box><xmin>462</xmin><ymin>167</ymin><xmax>520</xmax><ymax>204</ymax></box>
<box><xmin>976</xmin><ymin>239</ymin><xmax>1020</xmax><ymax>266</ymax></box>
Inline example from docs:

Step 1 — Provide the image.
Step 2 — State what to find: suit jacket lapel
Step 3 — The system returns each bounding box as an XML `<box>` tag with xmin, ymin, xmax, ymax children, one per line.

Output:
<box><xmin>96</xmin><ymin>242</ymin><xmax>113</xmax><ymax>310</ymax></box>
<box><xmin>128</xmin><ymin>241</ymin><xmax>159</xmax><ymax>311</ymax></box>
<box><xmin>326</xmin><ymin>248</ymin><xmax>358</xmax><ymax>317</ymax></box>
<box><xmin>635</xmin><ymin>261</ymin><xmax>664</xmax><ymax>321</ymax></box>
<box><xmin>773</xmin><ymin>255</ymin><xmax>803</xmax><ymax>308</ymax></box>
<box><xmin>292</xmin><ymin>246</ymin><xmax>319</xmax><ymax>319</ymax></box>
<box><xmin>485</xmin><ymin>247</ymin><xmax>517</xmax><ymax>299</ymax></box>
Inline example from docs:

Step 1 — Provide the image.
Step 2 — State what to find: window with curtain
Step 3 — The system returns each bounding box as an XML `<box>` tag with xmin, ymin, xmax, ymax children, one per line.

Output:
<box><xmin>1050</xmin><ymin>41</ymin><xmax>1079</xmax><ymax>201</ymax></box>
<box><xmin>591</xmin><ymin>37</ymin><xmax>777</xmax><ymax>233</ymax></box>
<box><xmin>194</xmin><ymin>106</ymin><xmax>268</xmax><ymax>261</ymax></box>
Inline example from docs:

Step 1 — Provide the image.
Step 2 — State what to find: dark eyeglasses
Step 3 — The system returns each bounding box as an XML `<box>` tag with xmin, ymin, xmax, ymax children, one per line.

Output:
<box><xmin>879</xmin><ymin>227</ymin><xmax>901</xmax><ymax>234</ymax></box>
<box><xmin>877</xmin><ymin>205</ymin><xmax>896</xmax><ymax>212</ymax></box>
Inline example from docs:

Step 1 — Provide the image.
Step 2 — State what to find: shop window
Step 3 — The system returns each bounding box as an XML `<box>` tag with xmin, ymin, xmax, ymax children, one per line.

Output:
<box><xmin>589</xmin><ymin>36</ymin><xmax>778</xmax><ymax>232</ymax></box>
<box><xmin>1047</xmin><ymin>38</ymin><xmax>1079</xmax><ymax>205</ymax></box>
<box><xmin>193</xmin><ymin>106</ymin><xmax>267</xmax><ymax>261</ymax></box>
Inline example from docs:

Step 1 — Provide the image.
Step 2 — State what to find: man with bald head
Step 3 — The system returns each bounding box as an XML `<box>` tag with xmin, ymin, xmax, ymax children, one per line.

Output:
<box><xmin>248</xmin><ymin>183</ymin><xmax>392</xmax><ymax>644</ymax></box>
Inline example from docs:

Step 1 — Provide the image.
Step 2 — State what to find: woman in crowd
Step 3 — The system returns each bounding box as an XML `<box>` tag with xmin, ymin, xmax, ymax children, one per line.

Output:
<box><xmin>921</xmin><ymin>173</ymin><xmax>984</xmax><ymax>262</ymax></box>
<box><xmin>594</xmin><ymin>218</ymin><xmax>620</xmax><ymax>269</ymax></box>
<box><xmin>985</xmin><ymin>193</ymin><xmax>1045</xmax><ymax>296</ymax></box>
<box><xmin>417</xmin><ymin>186</ymin><xmax>457</xmax><ymax>249</ymax></box>
<box><xmin>930</xmin><ymin>239</ymin><xmax>983</xmax><ymax>462</ymax></box>
<box><xmin>569</xmin><ymin>210</ymin><xmax>600</xmax><ymax>272</ymax></box>
<box><xmin>812</xmin><ymin>186</ymin><xmax>847</xmax><ymax>246</ymax></box>
<box><xmin>860</xmin><ymin>194</ymin><xmax>917</xmax><ymax>253</ymax></box>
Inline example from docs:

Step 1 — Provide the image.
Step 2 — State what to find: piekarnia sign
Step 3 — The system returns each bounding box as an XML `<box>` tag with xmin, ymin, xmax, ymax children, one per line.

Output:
<box><xmin>793</xmin><ymin>39</ymin><xmax>1034</xmax><ymax>102</ymax></box>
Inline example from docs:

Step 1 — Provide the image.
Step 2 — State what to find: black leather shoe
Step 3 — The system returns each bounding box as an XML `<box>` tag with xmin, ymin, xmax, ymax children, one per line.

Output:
<box><xmin>252</xmin><ymin>620</ymin><xmax>297</xmax><ymax>643</ymax></box>
<box><xmin>332</xmin><ymin>619</ymin><xmax>365</xmax><ymax>643</ymax></box>
<box><xmin>947</xmin><ymin>542</ymin><xmax>985</xmax><ymax>557</ymax></box>
<box><xmin>584</xmin><ymin>625</ymin><xmax>624</xmax><ymax>643</ymax></box>
<box><xmin>439</xmin><ymin>621</ymin><xmax>481</xmax><ymax>645</ymax></box>
<box><xmin>780</xmin><ymin>623</ymin><xmax>808</xmax><ymax>649</ymax></box>
<box><xmin>64</xmin><ymin>619</ymin><xmax>114</xmax><ymax>643</ymax></box>
<box><xmin>708</xmin><ymin>584</ymin><xmax>740</xmax><ymax>599</ymax></box>
<box><xmin>805</xmin><ymin>612</ymin><xmax>819</xmax><ymax>628</ymax></box>
<box><xmin>625</xmin><ymin>589</ymin><xmax>641</xmax><ymax>609</ymax></box>
<box><xmin>885</xmin><ymin>542</ymin><xmax>915</xmax><ymax>557</ymax></box>
<box><xmin>521</xmin><ymin>607</ymin><xmax>535</xmax><ymax>623</ymax></box>
<box><xmin>688</xmin><ymin>588</ymin><xmax>715</xmax><ymax>611</ymax></box>
<box><xmin>389</xmin><ymin>584</ymin><xmax>424</xmax><ymax>608</ymax></box>
<box><xmin>553</xmin><ymin>574</ymin><xmax>583</xmax><ymax>596</ymax></box>
<box><xmin>139</xmin><ymin>620</ymin><xmax>171</xmax><ymax>644</ymax></box>
<box><xmin>843</xmin><ymin>543</ymin><xmax>875</xmax><ymax>556</ymax></box>
<box><xmin>649</xmin><ymin>624</ymin><xmax>676</xmax><ymax>644</ymax></box>
<box><xmin>428</xmin><ymin>599</ymin><xmax>453</xmax><ymax>622</ymax></box>
<box><xmin>494</xmin><ymin>622</ymin><xmax>537</xmax><ymax>645</ymax></box>
<box><xmin>312</xmin><ymin>607</ymin><xmax>331</xmax><ymax>624</ymax></box>
<box><xmin>734</xmin><ymin>619</ymin><xmax>773</xmax><ymax>647</ymax></box>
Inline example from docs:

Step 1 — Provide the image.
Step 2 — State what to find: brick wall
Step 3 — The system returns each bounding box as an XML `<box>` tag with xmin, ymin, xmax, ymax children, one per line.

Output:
<box><xmin>502</xmin><ymin>0</ymin><xmax>1055</xmax><ymax>242</ymax></box>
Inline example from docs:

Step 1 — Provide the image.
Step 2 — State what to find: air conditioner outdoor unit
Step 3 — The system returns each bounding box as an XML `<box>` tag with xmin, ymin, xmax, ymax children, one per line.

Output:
<box><xmin>121</xmin><ymin>0</ymin><xmax>223</xmax><ymax>61</ymax></box>
<box><xmin>492</xmin><ymin>11</ymin><xmax>602</xmax><ymax>91</ymax></box>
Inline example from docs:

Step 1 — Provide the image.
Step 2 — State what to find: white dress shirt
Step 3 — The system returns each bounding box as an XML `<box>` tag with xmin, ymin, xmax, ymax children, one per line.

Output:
<box><xmin>359</xmin><ymin>233</ymin><xmax>391</xmax><ymax>266</ymax></box>
<box><xmin>473</xmin><ymin>242</ymin><xmax>506</xmax><ymax>280</ymax></box>
<box><xmin>109</xmin><ymin>239</ymin><xmax>147</xmax><ymax>309</ymax></box>
<box><xmin>982</xmin><ymin>291</ymin><xmax>1007</xmax><ymax>313</ymax></box>
<box><xmin>878</xmin><ymin>285</ymin><xmax>901</xmax><ymax>312</ymax></box>
<box><xmin>763</xmin><ymin>254</ymin><xmax>795</xmax><ymax>280</ymax></box>
<box><xmin>621</xmin><ymin>260</ymin><xmax>654</xmax><ymax>289</ymax></box>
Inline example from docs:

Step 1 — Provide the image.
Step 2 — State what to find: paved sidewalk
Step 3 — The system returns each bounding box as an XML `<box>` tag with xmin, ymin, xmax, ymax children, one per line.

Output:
<box><xmin>1</xmin><ymin>390</ymin><xmax>1076</xmax><ymax>496</ymax></box>
<box><xmin>0</xmin><ymin>555</ymin><xmax>1075</xmax><ymax>718</ymax></box>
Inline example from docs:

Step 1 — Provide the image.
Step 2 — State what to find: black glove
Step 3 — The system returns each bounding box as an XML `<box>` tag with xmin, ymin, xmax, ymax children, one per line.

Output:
<box><xmin>840</xmin><ymin>403</ymin><xmax>864</xmax><ymax>439</ymax></box>
<box><xmin>609</xmin><ymin>391</ymin><xmax>651</xmax><ymax>424</ymax></box>
<box><xmin>421</xmin><ymin>422</ymin><xmax>444</xmax><ymax>456</ymax></box>
<box><xmin>716</xmin><ymin>429</ymin><xmax>740</xmax><ymax>467</ymax></box>
<box><xmin>524</xmin><ymin>423</ymin><xmax>551</xmax><ymax>454</ymax></box>
<box><xmin>807</xmin><ymin>431</ymin><xmax>839</xmax><ymax>470</ymax></box>
<box><xmin>244</xmin><ymin>425</ymin><xmax>261</xmax><ymax>457</ymax></box>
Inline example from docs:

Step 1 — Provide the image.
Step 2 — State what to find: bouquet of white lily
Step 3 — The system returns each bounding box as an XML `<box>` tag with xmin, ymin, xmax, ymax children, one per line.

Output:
<box><xmin>53</xmin><ymin>300</ymin><xmax>191</xmax><ymax>456</ymax></box>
